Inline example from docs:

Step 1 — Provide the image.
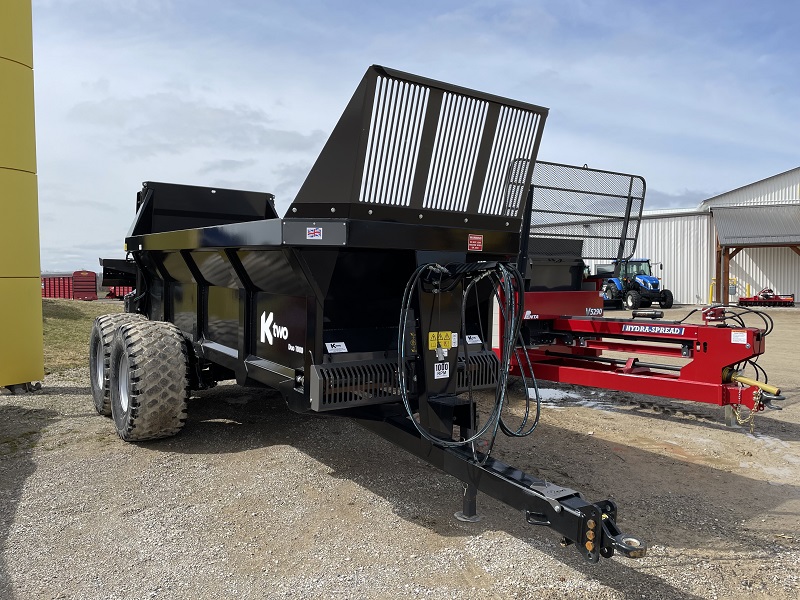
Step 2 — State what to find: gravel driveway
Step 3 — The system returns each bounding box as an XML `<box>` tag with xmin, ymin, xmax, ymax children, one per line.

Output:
<box><xmin>2</xmin><ymin>307</ymin><xmax>799</xmax><ymax>599</ymax></box>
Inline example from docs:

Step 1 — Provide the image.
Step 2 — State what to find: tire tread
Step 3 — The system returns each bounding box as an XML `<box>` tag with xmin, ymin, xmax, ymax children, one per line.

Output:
<box><xmin>110</xmin><ymin>321</ymin><xmax>190</xmax><ymax>441</ymax></box>
<box><xmin>90</xmin><ymin>313</ymin><xmax>146</xmax><ymax>416</ymax></box>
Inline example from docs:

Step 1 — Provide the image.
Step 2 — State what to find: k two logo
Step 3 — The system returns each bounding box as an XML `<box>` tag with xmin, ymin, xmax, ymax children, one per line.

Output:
<box><xmin>260</xmin><ymin>311</ymin><xmax>288</xmax><ymax>345</ymax></box>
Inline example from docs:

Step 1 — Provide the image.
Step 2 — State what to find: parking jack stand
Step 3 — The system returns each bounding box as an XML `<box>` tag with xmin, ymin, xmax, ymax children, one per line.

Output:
<box><xmin>455</xmin><ymin>482</ymin><xmax>482</xmax><ymax>522</ymax></box>
<box><xmin>454</xmin><ymin>425</ymin><xmax>482</xmax><ymax>523</ymax></box>
<box><xmin>723</xmin><ymin>405</ymin><xmax>742</xmax><ymax>428</ymax></box>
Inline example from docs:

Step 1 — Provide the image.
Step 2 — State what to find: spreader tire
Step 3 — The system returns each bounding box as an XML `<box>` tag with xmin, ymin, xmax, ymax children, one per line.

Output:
<box><xmin>89</xmin><ymin>313</ymin><xmax>147</xmax><ymax>416</ymax></box>
<box><xmin>109</xmin><ymin>320</ymin><xmax>190</xmax><ymax>441</ymax></box>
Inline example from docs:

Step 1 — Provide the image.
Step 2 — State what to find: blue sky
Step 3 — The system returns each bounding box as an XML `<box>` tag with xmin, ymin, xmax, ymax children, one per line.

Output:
<box><xmin>31</xmin><ymin>0</ymin><xmax>800</xmax><ymax>271</ymax></box>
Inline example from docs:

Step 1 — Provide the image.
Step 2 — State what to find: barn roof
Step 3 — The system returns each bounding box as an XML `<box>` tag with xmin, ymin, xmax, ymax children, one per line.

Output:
<box><xmin>712</xmin><ymin>203</ymin><xmax>800</xmax><ymax>247</ymax></box>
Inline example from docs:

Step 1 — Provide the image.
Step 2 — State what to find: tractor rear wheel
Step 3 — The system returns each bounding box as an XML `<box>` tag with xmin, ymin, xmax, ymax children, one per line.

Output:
<box><xmin>604</xmin><ymin>284</ymin><xmax>618</xmax><ymax>301</ymax></box>
<box><xmin>109</xmin><ymin>320</ymin><xmax>190</xmax><ymax>441</ymax></box>
<box><xmin>89</xmin><ymin>313</ymin><xmax>146</xmax><ymax>416</ymax></box>
<box><xmin>660</xmin><ymin>289</ymin><xmax>674</xmax><ymax>309</ymax></box>
<box><xmin>625</xmin><ymin>290</ymin><xmax>641</xmax><ymax>310</ymax></box>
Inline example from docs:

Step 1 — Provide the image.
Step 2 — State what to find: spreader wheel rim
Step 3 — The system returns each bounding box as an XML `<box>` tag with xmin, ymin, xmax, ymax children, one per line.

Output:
<box><xmin>118</xmin><ymin>353</ymin><xmax>131</xmax><ymax>413</ymax></box>
<box><xmin>92</xmin><ymin>335</ymin><xmax>104</xmax><ymax>390</ymax></box>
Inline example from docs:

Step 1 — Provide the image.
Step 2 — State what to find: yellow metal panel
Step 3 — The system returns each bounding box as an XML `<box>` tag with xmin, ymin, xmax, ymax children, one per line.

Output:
<box><xmin>0</xmin><ymin>168</ymin><xmax>40</xmax><ymax>277</ymax></box>
<box><xmin>0</xmin><ymin>59</ymin><xmax>36</xmax><ymax>173</ymax></box>
<box><xmin>1</xmin><ymin>1</ymin><xmax>42</xmax><ymax>386</ymax></box>
<box><xmin>0</xmin><ymin>0</ymin><xmax>34</xmax><ymax>68</ymax></box>
<box><xmin>0</xmin><ymin>277</ymin><xmax>44</xmax><ymax>386</ymax></box>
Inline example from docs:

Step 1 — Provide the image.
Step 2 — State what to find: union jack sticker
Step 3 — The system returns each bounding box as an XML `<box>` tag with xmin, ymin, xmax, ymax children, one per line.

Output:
<box><xmin>306</xmin><ymin>227</ymin><xmax>323</xmax><ymax>240</ymax></box>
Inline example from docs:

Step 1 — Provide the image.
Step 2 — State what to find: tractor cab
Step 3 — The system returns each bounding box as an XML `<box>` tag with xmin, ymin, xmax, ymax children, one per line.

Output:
<box><xmin>620</xmin><ymin>259</ymin><xmax>658</xmax><ymax>281</ymax></box>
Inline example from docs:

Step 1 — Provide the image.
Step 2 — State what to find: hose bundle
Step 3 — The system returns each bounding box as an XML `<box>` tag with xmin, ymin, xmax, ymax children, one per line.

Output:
<box><xmin>397</xmin><ymin>262</ymin><xmax>541</xmax><ymax>462</ymax></box>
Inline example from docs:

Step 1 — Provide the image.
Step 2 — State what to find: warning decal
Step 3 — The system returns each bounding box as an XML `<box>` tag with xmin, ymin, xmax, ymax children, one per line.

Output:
<box><xmin>428</xmin><ymin>331</ymin><xmax>453</xmax><ymax>350</ymax></box>
<box><xmin>468</xmin><ymin>234</ymin><xmax>483</xmax><ymax>251</ymax></box>
<box><xmin>731</xmin><ymin>330</ymin><xmax>747</xmax><ymax>345</ymax></box>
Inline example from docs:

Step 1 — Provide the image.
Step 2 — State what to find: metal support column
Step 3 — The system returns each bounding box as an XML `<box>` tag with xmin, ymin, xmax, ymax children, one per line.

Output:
<box><xmin>0</xmin><ymin>0</ymin><xmax>44</xmax><ymax>389</ymax></box>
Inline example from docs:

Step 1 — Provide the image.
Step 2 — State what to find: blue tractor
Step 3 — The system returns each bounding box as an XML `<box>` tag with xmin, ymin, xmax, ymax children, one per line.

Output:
<box><xmin>601</xmin><ymin>259</ymin><xmax>673</xmax><ymax>310</ymax></box>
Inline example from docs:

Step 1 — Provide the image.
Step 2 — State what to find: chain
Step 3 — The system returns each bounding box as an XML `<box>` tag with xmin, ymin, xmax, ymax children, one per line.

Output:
<box><xmin>731</xmin><ymin>388</ymin><xmax>761</xmax><ymax>434</ymax></box>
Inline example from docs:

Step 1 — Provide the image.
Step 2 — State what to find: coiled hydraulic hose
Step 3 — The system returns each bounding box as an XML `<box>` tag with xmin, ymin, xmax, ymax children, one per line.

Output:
<box><xmin>397</xmin><ymin>262</ymin><xmax>542</xmax><ymax>461</ymax></box>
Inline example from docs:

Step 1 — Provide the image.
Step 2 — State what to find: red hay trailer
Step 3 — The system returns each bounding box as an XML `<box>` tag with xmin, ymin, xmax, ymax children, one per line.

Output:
<box><xmin>41</xmin><ymin>276</ymin><xmax>73</xmax><ymax>299</ymax></box>
<box><xmin>72</xmin><ymin>271</ymin><xmax>98</xmax><ymax>301</ymax></box>
<box><xmin>105</xmin><ymin>286</ymin><xmax>133</xmax><ymax>300</ymax></box>
<box><xmin>41</xmin><ymin>271</ymin><xmax>98</xmax><ymax>300</ymax></box>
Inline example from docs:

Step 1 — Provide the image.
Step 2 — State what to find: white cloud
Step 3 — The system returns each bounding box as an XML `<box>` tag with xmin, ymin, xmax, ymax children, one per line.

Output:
<box><xmin>24</xmin><ymin>0</ymin><xmax>800</xmax><ymax>270</ymax></box>
<box><xmin>198</xmin><ymin>159</ymin><xmax>257</xmax><ymax>175</ymax></box>
<box><xmin>67</xmin><ymin>93</ymin><xmax>326</xmax><ymax>157</ymax></box>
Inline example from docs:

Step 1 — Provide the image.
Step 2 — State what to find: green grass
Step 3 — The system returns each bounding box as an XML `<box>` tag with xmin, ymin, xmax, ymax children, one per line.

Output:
<box><xmin>42</xmin><ymin>299</ymin><xmax>123</xmax><ymax>374</ymax></box>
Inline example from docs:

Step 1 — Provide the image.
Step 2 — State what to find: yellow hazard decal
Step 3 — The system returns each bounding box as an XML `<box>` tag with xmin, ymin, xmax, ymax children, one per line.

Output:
<box><xmin>428</xmin><ymin>331</ymin><xmax>453</xmax><ymax>350</ymax></box>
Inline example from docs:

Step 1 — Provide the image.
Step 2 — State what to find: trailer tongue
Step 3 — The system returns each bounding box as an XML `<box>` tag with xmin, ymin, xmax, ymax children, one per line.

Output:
<box><xmin>91</xmin><ymin>65</ymin><xmax>645</xmax><ymax>563</ymax></box>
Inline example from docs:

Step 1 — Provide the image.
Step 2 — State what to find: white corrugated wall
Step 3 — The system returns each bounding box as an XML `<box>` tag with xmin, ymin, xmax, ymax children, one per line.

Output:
<box><xmin>728</xmin><ymin>247</ymin><xmax>800</xmax><ymax>300</ymax></box>
<box><xmin>701</xmin><ymin>167</ymin><xmax>800</xmax><ymax>301</ymax></box>
<box><xmin>586</xmin><ymin>212</ymin><xmax>714</xmax><ymax>305</ymax></box>
<box><xmin>703</xmin><ymin>167</ymin><xmax>800</xmax><ymax>208</ymax></box>
<box><xmin>635</xmin><ymin>213</ymin><xmax>714</xmax><ymax>304</ymax></box>
<box><xmin>587</xmin><ymin>210</ymin><xmax>800</xmax><ymax>304</ymax></box>
<box><xmin>538</xmin><ymin>167</ymin><xmax>800</xmax><ymax>306</ymax></box>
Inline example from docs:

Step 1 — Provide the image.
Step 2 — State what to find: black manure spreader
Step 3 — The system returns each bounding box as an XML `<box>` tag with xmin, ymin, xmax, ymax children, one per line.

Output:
<box><xmin>90</xmin><ymin>65</ymin><xmax>645</xmax><ymax>563</ymax></box>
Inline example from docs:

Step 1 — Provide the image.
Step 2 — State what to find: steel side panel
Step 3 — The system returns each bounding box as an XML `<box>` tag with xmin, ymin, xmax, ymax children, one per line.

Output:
<box><xmin>347</xmin><ymin>220</ymin><xmax>520</xmax><ymax>254</ymax></box>
<box><xmin>547</xmin><ymin>317</ymin><xmax>765</xmax><ymax>380</ymax></box>
<box><xmin>519</xmin><ymin>360</ymin><xmax>726</xmax><ymax>405</ymax></box>
<box><xmin>283</xmin><ymin>220</ymin><xmax>347</xmax><ymax>246</ymax></box>
<box><xmin>0</xmin><ymin>169</ymin><xmax>40</xmax><ymax>277</ymax></box>
<box><xmin>41</xmin><ymin>276</ymin><xmax>72</xmax><ymax>299</ymax></box>
<box><xmin>192</xmin><ymin>251</ymin><xmax>244</xmax><ymax>288</ymax></box>
<box><xmin>0</xmin><ymin>0</ymin><xmax>34</xmax><ymax>67</ymax></box>
<box><xmin>254</xmin><ymin>293</ymin><xmax>308</xmax><ymax>370</ymax></box>
<box><xmin>127</xmin><ymin>219</ymin><xmax>283</xmax><ymax>252</ymax></box>
<box><xmin>238</xmin><ymin>249</ymin><xmax>315</xmax><ymax>296</ymax></box>
<box><xmin>128</xmin><ymin>218</ymin><xmax>520</xmax><ymax>254</ymax></box>
<box><xmin>0</xmin><ymin>277</ymin><xmax>44</xmax><ymax>385</ymax></box>
<box><xmin>522</xmin><ymin>291</ymin><xmax>603</xmax><ymax>318</ymax></box>
<box><xmin>207</xmin><ymin>287</ymin><xmax>239</xmax><ymax>350</ymax></box>
<box><xmin>0</xmin><ymin>60</ymin><xmax>36</xmax><ymax>172</ymax></box>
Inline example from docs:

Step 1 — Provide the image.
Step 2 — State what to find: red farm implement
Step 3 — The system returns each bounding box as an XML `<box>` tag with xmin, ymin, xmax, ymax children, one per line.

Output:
<box><xmin>41</xmin><ymin>275</ymin><xmax>73</xmax><ymax>299</ymax></box>
<box><xmin>41</xmin><ymin>271</ymin><xmax>98</xmax><ymax>300</ymax></box>
<box><xmin>738</xmin><ymin>288</ymin><xmax>795</xmax><ymax>307</ymax></box>
<box><xmin>497</xmin><ymin>162</ymin><xmax>784</xmax><ymax>422</ymax></box>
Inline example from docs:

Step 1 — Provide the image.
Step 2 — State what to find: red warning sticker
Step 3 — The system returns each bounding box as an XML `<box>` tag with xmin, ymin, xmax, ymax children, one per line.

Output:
<box><xmin>468</xmin><ymin>234</ymin><xmax>483</xmax><ymax>251</ymax></box>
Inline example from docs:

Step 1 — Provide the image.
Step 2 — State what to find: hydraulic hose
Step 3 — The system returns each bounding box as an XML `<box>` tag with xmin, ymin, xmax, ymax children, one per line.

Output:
<box><xmin>396</xmin><ymin>261</ymin><xmax>532</xmax><ymax>456</ymax></box>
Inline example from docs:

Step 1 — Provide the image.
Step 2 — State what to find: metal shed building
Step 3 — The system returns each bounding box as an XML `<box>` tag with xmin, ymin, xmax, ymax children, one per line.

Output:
<box><xmin>583</xmin><ymin>166</ymin><xmax>800</xmax><ymax>305</ymax></box>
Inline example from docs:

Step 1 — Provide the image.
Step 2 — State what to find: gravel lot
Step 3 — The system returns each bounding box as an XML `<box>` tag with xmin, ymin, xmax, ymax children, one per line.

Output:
<box><xmin>2</xmin><ymin>306</ymin><xmax>799</xmax><ymax>599</ymax></box>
